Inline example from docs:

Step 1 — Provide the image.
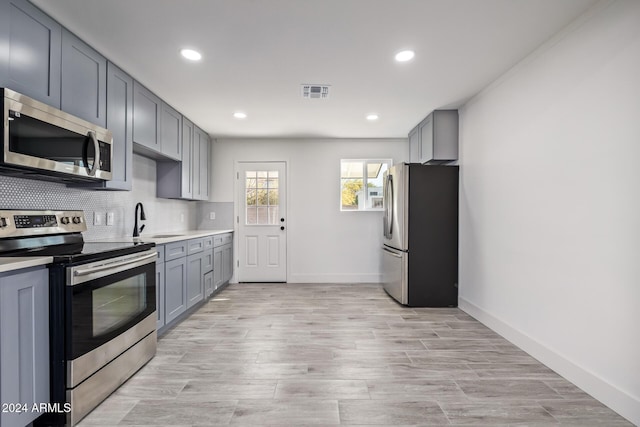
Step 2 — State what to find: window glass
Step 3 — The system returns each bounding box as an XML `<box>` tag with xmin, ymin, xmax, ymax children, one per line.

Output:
<box><xmin>245</xmin><ymin>170</ymin><xmax>280</xmax><ymax>224</ymax></box>
<box><xmin>340</xmin><ymin>159</ymin><xmax>391</xmax><ymax>211</ymax></box>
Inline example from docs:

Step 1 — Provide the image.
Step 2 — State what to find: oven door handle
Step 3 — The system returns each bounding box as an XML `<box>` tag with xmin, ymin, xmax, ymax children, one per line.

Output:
<box><xmin>73</xmin><ymin>252</ymin><xmax>157</xmax><ymax>278</ymax></box>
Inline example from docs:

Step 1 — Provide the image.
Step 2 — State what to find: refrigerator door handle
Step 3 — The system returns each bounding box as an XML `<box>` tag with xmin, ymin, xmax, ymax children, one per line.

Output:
<box><xmin>382</xmin><ymin>246</ymin><xmax>402</xmax><ymax>258</ymax></box>
<box><xmin>385</xmin><ymin>175</ymin><xmax>394</xmax><ymax>238</ymax></box>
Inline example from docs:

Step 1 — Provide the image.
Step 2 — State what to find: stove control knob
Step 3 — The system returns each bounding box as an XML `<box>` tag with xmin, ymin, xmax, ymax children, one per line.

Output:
<box><xmin>61</xmin><ymin>217</ymin><xmax>70</xmax><ymax>225</ymax></box>
<box><xmin>72</xmin><ymin>216</ymin><xmax>82</xmax><ymax>224</ymax></box>
<box><xmin>0</xmin><ymin>217</ymin><xmax>7</xmax><ymax>228</ymax></box>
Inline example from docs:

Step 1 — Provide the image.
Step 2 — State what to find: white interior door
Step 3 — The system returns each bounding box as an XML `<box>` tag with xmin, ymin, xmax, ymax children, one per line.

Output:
<box><xmin>236</xmin><ymin>162</ymin><xmax>287</xmax><ymax>282</ymax></box>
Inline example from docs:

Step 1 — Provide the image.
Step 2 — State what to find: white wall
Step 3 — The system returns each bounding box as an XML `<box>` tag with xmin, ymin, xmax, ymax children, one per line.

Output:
<box><xmin>211</xmin><ymin>138</ymin><xmax>407</xmax><ymax>283</ymax></box>
<box><xmin>458</xmin><ymin>1</ymin><xmax>640</xmax><ymax>424</ymax></box>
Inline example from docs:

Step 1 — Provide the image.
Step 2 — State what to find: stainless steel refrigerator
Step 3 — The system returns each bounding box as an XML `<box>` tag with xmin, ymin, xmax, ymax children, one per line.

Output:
<box><xmin>382</xmin><ymin>163</ymin><xmax>459</xmax><ymax>306</ymax></box>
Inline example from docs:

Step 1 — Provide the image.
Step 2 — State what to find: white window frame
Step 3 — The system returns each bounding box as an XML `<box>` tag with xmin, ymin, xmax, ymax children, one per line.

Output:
<box><xmin>340</xmin><ymin>158</ymin><xmax>392</xmax><ymax>212</ymax></box>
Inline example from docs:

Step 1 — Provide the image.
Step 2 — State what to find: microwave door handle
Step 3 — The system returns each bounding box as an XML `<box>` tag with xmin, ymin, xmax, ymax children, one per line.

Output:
<box><xmin>87</xmin><ymin>131</ymin><xmax>100</xmax><ymax>176</ymax></box>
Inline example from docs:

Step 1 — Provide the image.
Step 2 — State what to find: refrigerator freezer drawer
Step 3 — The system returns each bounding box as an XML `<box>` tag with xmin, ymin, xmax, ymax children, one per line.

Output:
<box><xmin>381</xmin><ymin>246</ymin><xmax>407</xmax><ymax>305</ymax></box>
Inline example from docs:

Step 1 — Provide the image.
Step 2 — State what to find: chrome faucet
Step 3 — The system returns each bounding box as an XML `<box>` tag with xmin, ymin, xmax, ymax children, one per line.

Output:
<box><xmin>133</xmin><ymin>202</ymin><xmax>146</xmax><ymax>237</ymax></box>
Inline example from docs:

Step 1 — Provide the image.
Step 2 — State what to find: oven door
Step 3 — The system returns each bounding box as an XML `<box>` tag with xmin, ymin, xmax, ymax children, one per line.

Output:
<box><xmin>65</xmin><ymin>249</ymin><xmax>156</xmax><ymax>388</ymax></box>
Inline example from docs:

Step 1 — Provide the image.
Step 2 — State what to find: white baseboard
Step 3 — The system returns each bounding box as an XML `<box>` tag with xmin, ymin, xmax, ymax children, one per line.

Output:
<box><xmin>287</xmin><ymin>273</ymin><xmax>381</xmax><ymax>284</ymax></box>
<box><xmin>459</xmin><ymin>297</ymin><xmax>640</xmax><ymax>426</ymax></box>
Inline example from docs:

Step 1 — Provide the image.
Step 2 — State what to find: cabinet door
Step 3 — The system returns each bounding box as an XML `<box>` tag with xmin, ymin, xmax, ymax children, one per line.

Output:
<box><xmin>419</xmin><ymin>116</ymin><xmax>433</xmax><ymax>163</ymax></box>
<box><xmin>204</xmin><ymin>271</ymin><xmax>214</xmax><ymax>298</ymax></box>
<box><xmin>0</xmin><ymin>0</ymin><xmax>62</xmax><ymax>107</ymax></box>
<box><xmin>213</xmin><ymin>246</ymin><xmax>223</xmax><ymax>289</ymax></box>
<box><xmin>0</xmin><ymin>268</ymin><xmax>49</xmax><ymax>427</ymax></box>
<box><xmin>203</xmin><ymin>248</ymin><xmax>213</xmax><ymax>273</ymax></box>
<box><xmin>186</xmin><ymin>254</ymin><xmax>204</xmax><ymax>308</ymax></box>
<box><xmin>161</xmin><ymin>102</ymin><xmax>182</xmax><ymax>160</ymax></box>
<box><xmin>192</xmin><ymin>128</ymin><xmax>203</xmax><ymax>199</ymax></box>
<box><xmin>222</xmin><ymin>243</ymin><xmax>233</xmax><ymax>284</ymax></box>
<box><xmin>199</xmin><ymin>131</ymin><xmax>210</xmax><ymax>200</ymax></box>
<box><xmin>164</xmin><ymin>257</ymin><xmax>187</xmax><ymax>324</ymax></box>
<box><xmin>409</xmin><ymin>127</ymin><xmax>420</xmax><ymax>163</ymax></box>
<box><xmin>61</xmin><ymin>28</ymin><xmax>107</xmax><ymax>127</ymax></box>
<box><xmin>181</xmin><ymin>117</ymin><xmax>194</xmax><ymax>199</ymax></box>
<box><xmin>104</xmin><ymin>62</ymin><xmax>133</xmax><ymax>190</ymax></box>
<box><xmin>156</xmin><ymin>262</ymin><xmax>165</xmax><ymax>330</ymax></box>
<box><xmin>133</xmin><ymin>81</ymin><xmax>162</xmax><ymax>154</ymax></box>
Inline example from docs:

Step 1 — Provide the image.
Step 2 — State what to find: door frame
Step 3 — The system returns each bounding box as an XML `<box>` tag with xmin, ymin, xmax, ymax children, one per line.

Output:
<box><xmin>233</xmin><ymin>160</ymin><xmax>289</xmax><ymax>283</ymax></box>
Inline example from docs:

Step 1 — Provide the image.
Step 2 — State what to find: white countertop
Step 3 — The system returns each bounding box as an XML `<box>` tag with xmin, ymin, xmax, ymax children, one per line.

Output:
<box><xmin>0</xmin><ymin>230</ymin><xmax>232</xmax><ymax>273</ymax></box>
<box><xmin>0</xmin><ymin>257</ymin><xmax>53</xmax><ymax>274</ymax></box>
<box><xmin>89</xmin><ymin>229</ymin><xmax>234</xmax><ymax>245</ymax></box>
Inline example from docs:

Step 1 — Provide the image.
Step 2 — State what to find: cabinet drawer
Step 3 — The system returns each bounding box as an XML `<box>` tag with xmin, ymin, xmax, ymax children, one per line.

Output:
<box><xmin>214</xmin><ymin>233</ymin><xmax>233</xmax><ymax>247</ymax></box>
<box><xmin>187</xmin><ymin>238</ymin><xmax>204</xmax><ymax>255</ymax></box>
<box><xmin>165</xmin><ymin>241</ymin><xmax>187</xmax><ymax>261</ymax></box>
<box><xmin>203</xmin><ymin>236</ymin><xmax>213</xmax><ymax>250</ymax></box>
<box><xmin>156</xmin><ymin>245</ymin><xmax>165</xmax><ymax>264</ymax></box>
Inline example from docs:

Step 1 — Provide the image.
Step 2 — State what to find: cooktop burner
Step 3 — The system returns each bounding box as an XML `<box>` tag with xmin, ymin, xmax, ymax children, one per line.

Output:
<box><xmin>0</xmin><ymin>209</ymin><xmax>155</xmax><ymax>264</ymax></box>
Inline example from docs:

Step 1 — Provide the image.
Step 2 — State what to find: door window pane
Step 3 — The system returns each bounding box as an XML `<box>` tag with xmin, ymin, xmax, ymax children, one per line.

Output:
<box><xmin>245</xmin><ymin>170</ymin><xmax>280</xmax><ymax>225</ymax></box>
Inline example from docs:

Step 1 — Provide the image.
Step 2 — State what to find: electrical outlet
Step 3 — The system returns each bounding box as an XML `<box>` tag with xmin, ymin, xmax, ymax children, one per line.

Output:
<box><xmin>106</xmin><ymin>212</ymin><xmax>115</xmax><ymax>226</ymax></box>
<box><xmin>180</xmin><ymin>213</ymin><xmax>185</xmax><ymax>223</ymax></box>
<box><xmin>93</xmin><ymin>212</ymin><xmax>103</xmax><ymax>226</ymax></box>
<box><xmin>209</xmin><ymin>212</ymin><xmax>216</xmax><ymax>220</ymax></box>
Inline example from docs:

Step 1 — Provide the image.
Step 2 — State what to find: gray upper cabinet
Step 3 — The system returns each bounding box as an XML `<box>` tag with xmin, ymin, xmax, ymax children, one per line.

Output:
<box><xmin>409</xmin><ymin>110</ymin><xmax>458</xmax><ymax>164</ymax></box>
<box><xmin>0</xmin><ymin>267</ymin><xmax>50</xmax><ymax>427</ymax></box>
<box><xmin>160</xmin><ymin>102</ymin><xmax>182</xmax><ymax>161</ymax></box>
<box><xmin>133</xmin><ymin>81</ymin><xmax>162</xmax><ymax>156</ymax></box>
<box><xmin>181</xmin><ymin>118</ymin><xmax>194</xmax><ymax>199</ymax></box>
<box><xmin>0</xmin><ymin>0</ymin><xmax>62</xmax><ymax>107</ymax></box>
<box><xmin>75</xmin><ymin>61</ymin><xmax>133</xmax><ymax>191</ymax></box>
<box><xmin>157</xmin><ymin>118</ymin><xmax>210</xmax><ymax>201</ymax></box>
<box><xmin>409</xmin><ymin>127</ymin><xmax>420</xmax><ymax>163</ymax></box>
<box><xmin>193</xmin><ymin>126</ymin><xmax>210</xmax><ymax>201</ymax></box>
<box><xmin>104</xmin><ymin>62</ymin><xmax>133</xmax><ymax>190</ymax></box>
<box><xmin>61</xmin><ymin>28</ymin><xmax>107</xmax><ymax>127</ymax></box>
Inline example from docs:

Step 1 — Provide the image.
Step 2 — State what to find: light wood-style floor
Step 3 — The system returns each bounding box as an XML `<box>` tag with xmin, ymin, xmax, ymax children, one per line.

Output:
<box><xmin>78</xmin><ymin>283</ymin><xmax>631</xmax><ymax>426</ymax></box>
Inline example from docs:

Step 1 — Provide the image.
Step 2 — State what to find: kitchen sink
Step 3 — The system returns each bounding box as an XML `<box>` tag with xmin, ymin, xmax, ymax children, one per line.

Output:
<box><xmin>148</xmin><ymin>234</ymin><xmax>184</xmax><ymax>238</ymax></box>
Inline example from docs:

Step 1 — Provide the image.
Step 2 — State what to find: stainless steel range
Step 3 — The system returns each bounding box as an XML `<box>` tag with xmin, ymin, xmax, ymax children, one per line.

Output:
<box><xmin>0</xmin><ymin>209</ymin><xmax>157</xmax><ymax>426</ymax></box>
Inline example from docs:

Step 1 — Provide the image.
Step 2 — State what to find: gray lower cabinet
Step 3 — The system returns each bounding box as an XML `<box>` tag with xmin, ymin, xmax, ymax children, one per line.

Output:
<box><xmin>156</xmin><ymin>245</ymin><xmax>165</xmax><ymax>330</ymax></box>
<box><xmin>222</xmin><ymin>243</ymin><xmax>233</xmax><ymax>284</ymax></box>
<box><xmin>61</xmin><ymin>28</ymin><xmax>107</xmax><ymax>127</ymax></box>
<box><xmin>0</xmin><ymin>0</ymin><xmax>62</xmax><ymax>107</ymax></box>
<box><xmin>133</xmin><ymin>80</ymin><xmax>162</xmax><ymax>156</ymax></box>
<box><xmin>186</xmin><ymin>238</ymin><xmax>205</xmax><ymax>308</ymax></box>
<box><xmin>213</xmin><ymin>233</ymin><xmax>234</xmax><ymax>287</ymax></box>
<box><xmin>204</xmin><ymin>271</ymin><xmax>214</xmax><ymax>298</ymax></box>
<box><xmin>164</xmin><ymin>256</ymin><xmax>187</xmax><ymax>324</ymax></box>
<box><xmin>213</xmin><ymin>246</ymin><xmax>223</xmax><ymax>290</ymax></box>
<box><xmin>0</xmin><ymin>267</ymin><xmax>49</xmax><ymax>427</ymax></box>
<box><xmin>186</xmin><ymin>252</ymin><xmax>204</xmax><ymax>308</ymax></box>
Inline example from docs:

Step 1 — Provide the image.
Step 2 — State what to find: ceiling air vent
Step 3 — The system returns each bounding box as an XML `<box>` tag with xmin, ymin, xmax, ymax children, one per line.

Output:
<box><xmin>301</xmin><ymin>84</ymin><xmax>330</xmax><ymax>99</ymax></box>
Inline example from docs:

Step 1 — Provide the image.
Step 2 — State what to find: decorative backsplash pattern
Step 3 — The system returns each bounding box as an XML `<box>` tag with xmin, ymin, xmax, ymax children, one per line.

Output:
<box><xmin>0</xmin><ymin>154</ymin><xmax>197</xmax><ymax>240</ymax></box>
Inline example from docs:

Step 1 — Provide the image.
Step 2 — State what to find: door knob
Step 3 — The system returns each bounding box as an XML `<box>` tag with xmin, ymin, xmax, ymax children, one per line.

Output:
<box><xmin>280</xmin><ymin>226</ymin><xmax>285</xmax><ymax>231</ymax></box>
<box><xmin>280</xmin><ymin>218</ymin><xmax>285</xmax><ymax>222</ymax></box>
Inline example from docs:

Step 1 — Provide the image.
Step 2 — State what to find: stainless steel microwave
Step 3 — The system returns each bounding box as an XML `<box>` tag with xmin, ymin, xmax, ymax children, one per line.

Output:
<box><xmin>1</xmin><ymin>88</ymin><xmax>112</xmax><ymax>181</ymax></box>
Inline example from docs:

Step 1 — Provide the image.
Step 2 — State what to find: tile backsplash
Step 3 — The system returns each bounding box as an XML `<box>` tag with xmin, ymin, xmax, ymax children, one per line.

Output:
<box><xmin>197</xmin><ymin>202</ymin><xmax>234</xmax><ymax>230</ymax></box>
<box><xmin>0</xmin><ymin>154</ymin><xmax>197</xmax><ymax>240</ymax></box>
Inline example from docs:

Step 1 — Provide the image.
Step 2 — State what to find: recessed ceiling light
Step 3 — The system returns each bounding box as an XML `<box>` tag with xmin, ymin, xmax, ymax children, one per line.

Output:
<box><xmin>233</xmin><ymin>111</ymin><xmax>247</xmax><ymax>119</ymax></box>
<box><xmin>394</xmin><ymin>50</ymin><xmax>415</xmax><ymax>62</ymax></box>
<box><xmin>180</xmin><ymin>48</ymin><xmax>202</xmax><ymax>61</ymax></box>
<box><xmin>366</xmin><ymin>114</ymin><xmax>379</xmax><ymax>121</ymax></box>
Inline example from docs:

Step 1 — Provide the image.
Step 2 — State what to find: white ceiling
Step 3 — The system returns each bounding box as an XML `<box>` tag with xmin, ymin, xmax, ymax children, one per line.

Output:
<box><xmin>30</xmin><ymin>0</ymin><xmax>597</xmax><ymax>139</ymax></box>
